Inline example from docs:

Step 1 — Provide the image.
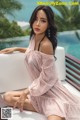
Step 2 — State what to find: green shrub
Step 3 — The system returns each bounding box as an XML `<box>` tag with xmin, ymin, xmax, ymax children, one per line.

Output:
<box><xmin>0</xmin><ymin>17</ymin><xmax>25</xmax><ymax>38</ymax></box>
<box><xmin>23</xmin><ymin>28</ymin><xmax>31</xmax><ymax>36</ymax></box>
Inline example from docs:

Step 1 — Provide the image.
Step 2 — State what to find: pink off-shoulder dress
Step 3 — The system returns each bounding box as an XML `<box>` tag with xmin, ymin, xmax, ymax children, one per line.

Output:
<box><xmin>25</xmin><ymin>38</ymin><xmax>80</xmax><ymax>120</ymax></box>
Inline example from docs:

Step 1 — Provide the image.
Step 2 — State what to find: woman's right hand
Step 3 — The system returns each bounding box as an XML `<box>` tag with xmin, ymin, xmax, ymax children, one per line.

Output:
<box><xmin>0</xmin><ymin>47</ymin><xmax>17</xmax><ymax>54</ymax></box>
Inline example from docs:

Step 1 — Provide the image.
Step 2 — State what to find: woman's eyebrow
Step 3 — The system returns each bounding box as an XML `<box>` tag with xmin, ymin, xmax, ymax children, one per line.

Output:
<box><xmin>40</xmin><ymin>17</ymin><xmax>47</xmax><ymax>20</ymax></box>
<box><xmin>36</xmin><ymin>16</ymin><xmax>47</xmax><ymax>20</ymax></box>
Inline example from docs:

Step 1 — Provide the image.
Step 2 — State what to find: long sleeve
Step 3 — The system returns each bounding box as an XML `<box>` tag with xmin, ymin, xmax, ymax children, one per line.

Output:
<box><xmin>28</xmin><ymin>54</ymin><xmax>58</xmax><ymax>96</ymax></box>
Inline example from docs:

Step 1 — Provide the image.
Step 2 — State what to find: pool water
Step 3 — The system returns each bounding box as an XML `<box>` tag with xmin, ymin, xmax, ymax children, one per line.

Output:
<box><xmin>57</xmin><ymin>31</ymin><xmax>80</xmax><ymax>59</ymax></box>
<box><xmin>0</xmin><ymin>31</ymin><xmax>80</xmax><ymax>59</ymax></box>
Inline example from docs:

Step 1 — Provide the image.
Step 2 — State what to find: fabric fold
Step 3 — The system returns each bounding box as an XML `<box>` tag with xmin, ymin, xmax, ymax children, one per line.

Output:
<box><xmin>28</xmin><ymin>54</ymin><xmax>58</xmax><ymax>96</ymax></box>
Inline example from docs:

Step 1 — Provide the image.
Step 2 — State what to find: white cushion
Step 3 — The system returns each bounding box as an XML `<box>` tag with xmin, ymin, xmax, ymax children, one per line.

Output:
<box><xmin>8</xmin><ymin>108</ymin><xmax>47</xmax><ymax>120</ymax></box>
<box><xmin>55</xmin><ymin>46</ymin><xmax>66</xmax><ymax>81</ymax></box>
<box><xmin>0</xmin><ymin>52</ymin><xmax>31</xmax><ymax>93</ymax></box>
<box><xmin>0</xmin><ymin>47</ymin><xmax>65</xmax><ymax>93</ymax></box>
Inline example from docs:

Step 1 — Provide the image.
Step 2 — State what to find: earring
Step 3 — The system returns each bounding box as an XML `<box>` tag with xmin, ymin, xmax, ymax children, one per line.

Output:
<box><xmin>48</xmin><ymin>29</ymin><xmax>50</xmax><ymax>37</ymax></box>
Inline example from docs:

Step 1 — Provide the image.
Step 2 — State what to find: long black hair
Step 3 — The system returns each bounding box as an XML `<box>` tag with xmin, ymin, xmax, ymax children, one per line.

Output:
<box><xmin>29</xmin><ymin>5</ymin><xmax>57</xmax><ymax>52</ymax></box>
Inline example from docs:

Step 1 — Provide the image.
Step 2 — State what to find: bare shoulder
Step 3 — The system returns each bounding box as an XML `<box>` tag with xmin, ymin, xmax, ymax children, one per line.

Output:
<box><xmin>40</xmin><ymin>37</ymin><xmax>54</xmax><ymax>55</ymax></box>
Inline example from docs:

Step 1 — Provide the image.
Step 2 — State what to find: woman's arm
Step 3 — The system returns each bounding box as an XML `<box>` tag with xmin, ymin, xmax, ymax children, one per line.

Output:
<box><xmin>0</xmin><ymin>47</ymin><xmax>27</xmax><ymax>54</ymax></box>
<box><xmin>15</xmin><ymin>47</ymin><xmax>27</xmax><ymax>53</ymax></box>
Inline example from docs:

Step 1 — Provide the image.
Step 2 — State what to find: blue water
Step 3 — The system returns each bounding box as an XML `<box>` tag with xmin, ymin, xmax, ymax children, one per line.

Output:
<box><xmin>57</xmin><ymin>31</ymin><xmax>80</xmax><ymax>59</ymax></box>
<box><xmin>1</xmin><ymin>31</ymin><xmax>79</xmax><ymax>59</ymax></box>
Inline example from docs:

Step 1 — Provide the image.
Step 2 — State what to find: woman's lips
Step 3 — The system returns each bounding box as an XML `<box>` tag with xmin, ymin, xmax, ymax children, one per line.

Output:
<box><xmin>34</xmin><ymin>28</ymin><xmax>40</xmax><ymax>31</ymax></box>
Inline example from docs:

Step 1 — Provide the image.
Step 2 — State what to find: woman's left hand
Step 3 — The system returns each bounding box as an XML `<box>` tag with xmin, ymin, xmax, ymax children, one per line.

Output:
<box><xmin>14</xmin><ymin>89</ymin><xmax>29</xmax><ymax>112</ymax></box>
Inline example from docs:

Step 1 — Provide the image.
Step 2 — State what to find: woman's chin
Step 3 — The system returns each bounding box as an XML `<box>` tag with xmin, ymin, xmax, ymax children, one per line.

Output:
<box><xmin>34</xmin><ymin>32</ymin><xmax>41</xmax><ymax>35</ymax></box>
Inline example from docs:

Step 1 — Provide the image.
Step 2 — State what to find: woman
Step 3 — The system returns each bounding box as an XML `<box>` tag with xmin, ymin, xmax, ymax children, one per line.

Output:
<box><xmin>0</xmin><ymin>5</ymin><xmax>80</xmax><ymax>120</ymax></box>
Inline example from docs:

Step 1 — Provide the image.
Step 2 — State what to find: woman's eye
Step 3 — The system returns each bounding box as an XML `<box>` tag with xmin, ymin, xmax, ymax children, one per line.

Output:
<box><xmin>34</xmin><ymin>18</ymin><xmax>46</xmax><ymax>23</ymax></box>
<box><xmin>41</xmin><ymin>20</ymin><xmax>46</xmax><ymax>23</ymax></box>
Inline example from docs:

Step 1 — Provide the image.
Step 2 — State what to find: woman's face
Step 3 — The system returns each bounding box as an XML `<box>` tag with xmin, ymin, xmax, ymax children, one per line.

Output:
<box><xmin>32</xmin><ymin>10</ymin><xmax>48</xmax><ymax>35</ymax></box>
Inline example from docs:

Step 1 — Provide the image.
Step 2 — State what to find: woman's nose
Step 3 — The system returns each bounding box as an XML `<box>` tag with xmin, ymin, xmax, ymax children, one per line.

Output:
<box><xmin>36</xmin><ymin>20</ymin><xmax>40</xmax><ymax>25</ymax></box>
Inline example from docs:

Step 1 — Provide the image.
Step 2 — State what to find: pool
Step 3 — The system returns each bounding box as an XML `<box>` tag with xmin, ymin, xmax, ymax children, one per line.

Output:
<box><xmin>0</xmin><ymin>31</ymin><xmax>80</xmax><ymax>59</ymax></box>
<box><xmin>57</xmin><ymin>30</ymin><xmax>80</xmax><ymax>59</ymax></box>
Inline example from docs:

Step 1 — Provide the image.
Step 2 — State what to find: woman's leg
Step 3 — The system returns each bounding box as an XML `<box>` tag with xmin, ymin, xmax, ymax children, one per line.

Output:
<box><xmin>3</xmin><ymin>90</ymin><xmax>37</xmax><ymax>112</ymax></box>
<box><xmin>48</xmin><ymin>115</ymin><xmax>65</xmax><ymax>120</ymax></box>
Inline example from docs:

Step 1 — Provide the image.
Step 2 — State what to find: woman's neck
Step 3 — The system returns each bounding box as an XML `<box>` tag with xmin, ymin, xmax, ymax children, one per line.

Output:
<box><xmin>35</xmin><ymin>34</ymin><xmax>45</xmax><ymax>43</ymax></box>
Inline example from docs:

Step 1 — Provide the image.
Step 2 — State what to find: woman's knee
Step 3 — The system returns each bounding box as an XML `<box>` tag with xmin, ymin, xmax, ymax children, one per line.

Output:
<box><xmin>3</xmin><ymin>91</ymin><xmax>13</xmax><ymax>102</ymax></box>
<box><xmin>47</xmin><ymin>115</ymin><xmax>64</xmax><ymax>120</ymax></box>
